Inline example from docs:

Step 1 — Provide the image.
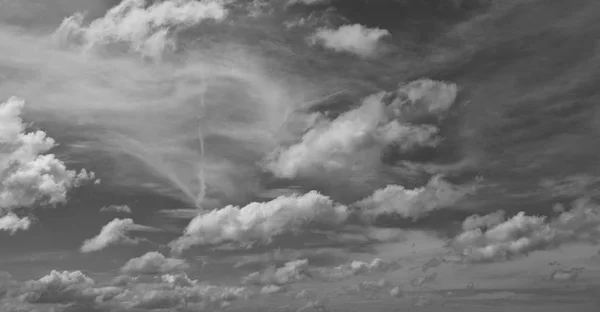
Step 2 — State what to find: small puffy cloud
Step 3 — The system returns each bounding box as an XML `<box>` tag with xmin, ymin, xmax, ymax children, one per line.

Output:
<box><xmin>260</xmin><ymin>284</ymin><xmax>285</xmax><ymax>295</ymax></box>
<box><xmin>320</xmin><ymin>258</ymin><xmax>392</xmax><ymax>280</ymax></box>
<box><xmin>1</xmin><ymin>97</ymin><xmax>94</xmax><ymax>229</ymax></box>
<box><xmin>121</xmin><ymin>251</ymin><xmax>189</xmax><ymax>276</ymax></box>
<box><xmin>80</xmin><ymin>218</ymin><xmax>155</xmax><ymax>253</ymax></box>
<box><xmin>389</xmin><ymin>286</ymin><xmax>403</xmax><ymax>298</ymax></box>
<box><xmin>356</xmin><ymin>175</ymin><xmax>475</xmax><ymax>221</ymax></box>
<box><xmin>453</xmin><ymin>199</ymin><xmax>600</xmax><ymax>262</ymax></box>
<box><xmin>160</xmin><ymin>273</ymin><xmax>197</xmax><ymax>288</ymax></box>
<box><xmin>265</xmin><ymin>79</ymin><xmax>457</xmax><ymax>180</ymax></box>
<box><xmin>99</xmin><ymin>204</ymin><xmax>132</xmax><ymax>214</ymax></box>
<box><xmin>233</xmin><ymin>247</ymin><xmax>346</xmax><ymax>270</ymax></box>
<box><xmin>169</xmin><ymin>191</ymin><xmax>348</xmax><ymax>253</ymax></box>
<box><xmin>461</xmin><ymin>210</ymin><xmax>505</xmax><ymax>231</ymax></box>
<box><xmin>54</xmin><ymin>0</ymin><xmax>228</xmax><ymax>59</ymax></box>
<box><xmin>309</xmin><ymin>24</ymin><xmax>390</xmax><ymax>58</ymax></box>
<box><xmin>0</xmin><ymin>213</ymin><xmax>31</xmax><ymax>234</ymax></box>
<box><xmin>549</xmin><ymin>267</ymin><xmax>584</xmax><ymax>282</ymax></box>
<box><xmin>242</xmin><ymin>259</ymin><xmax>310</xmax><ymax>286</ymax></box>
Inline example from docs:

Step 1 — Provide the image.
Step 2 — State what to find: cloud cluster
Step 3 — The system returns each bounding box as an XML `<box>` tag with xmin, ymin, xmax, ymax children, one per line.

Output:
<box><xmin>320</xmin><ymin>258</ymin><xmax>393</xmax><ymax>280</ymax></box>
<box><xmin>5</xmin><ymin>268</ymin><xmax>250</xmax><ymax>311</ymax></box>
<box><xmin>170</xmin><ymin>191</ymin><xmax>349</xmax><ymax>252</ymax></box>
<box><xmin>17</xmin><ymin>270</ymin><xmax>118</xmax><ymax>304</ymax></box>
<box><xmin>265</xmin><ymin>79</ymin><xmax>458</xmax><ymax>180</ymax></box>
<box><xmin>453</xmin><ymin>199</ymin><xmax>600</xmax><ymax>262</ymax></box>
<box><xmin>309</xmin><ymin>24</ymin><xmax>390</xmax><ymax>58</ymax></box>
<box><xmin>356</xmin><ymin>174</ymin><xmax>475</xmax><ymax>221</ymax></box>
<box><xmin>0</xmin><ymin>97</ymin><xmax>94</xmax><ymax>232</ymax></box>
<box><xmin>242</xmin><ymin>259</ymin><xmax>310</xmax><ymax>286</ymax></box>
<box><xmin>54</xmin><ymin>0</ymin><xmax>228</xmax><ymax>59</ymax></box>
<box><xmin>80</xmin><ymin>218</ymin><xmax>156</xmax><ymax>253</ymax></box>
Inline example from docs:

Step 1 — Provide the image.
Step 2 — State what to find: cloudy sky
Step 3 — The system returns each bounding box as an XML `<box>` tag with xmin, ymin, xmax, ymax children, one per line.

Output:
<box><xmin>1</xmin><ymin>0</ymin><xmax>600</xmax><ymax>311</ymax></box>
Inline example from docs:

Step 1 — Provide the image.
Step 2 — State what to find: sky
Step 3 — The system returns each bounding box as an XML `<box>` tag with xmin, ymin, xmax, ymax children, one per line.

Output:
<box><xmin>1</xmin><ymin>0</ymin><xmax>600</xmax><ymax>311</ymax></box>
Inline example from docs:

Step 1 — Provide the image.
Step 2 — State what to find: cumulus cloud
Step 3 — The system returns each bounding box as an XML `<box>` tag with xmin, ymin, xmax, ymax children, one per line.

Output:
<box><xmin>17</xmin><ymin>270</ymin><xmax>118</xmax><ymax>304</ymax></box>
<box><xmin>549</xmin><ymin>267</ymin><xmax>584</xmax><ymax>282</ymax></box>
<box><xmin>309</xmin><ymin>24</ymin><xmax>390</xmax><ymax>58</ymax></box>
<box><xmin>0</xmin><ymin>213</ymin><xmax>31</xmax><ymax>234</ymax></box>
<box><xmin>6</xmin><ymin>268</ymin><xmax>250</xmax><ymax>311</ymax></box>
<box><xmin>0</xmin><ymin>97</ymin><xmax>94</xmax><ymax>228</ymax></box>
<box><xmin>120</xmin><ymin>283</ymin><xmax>250</xmax><ymax>310</ymax></box>
<box><xmin>99</xmin><ymin>204</ymin><xmax>132</xmax><ymax>214</ymax></box>
<box><xmin>80</xmin><ymin>218</ymin><xmax>156</xmax><ymax>253</ymax></box>
<box><xmin>169</xmin><ymin>191</ymin><xmax>348</xmax><ymax>253</ymax></box>
<box><xmin>265</xmin><ymin>79</ymin><xmax>457</xmax><ymax>180</ymax></box>
<box><xmin>356</xmin><ymin>175</ymin><xmax>475</xmax><ymax>221</ymax></box>
<box><xmin>54</xmin><ymin>0</ymin><xmax>228</xmax><ymax>59</ymax></box>
<box><xmin>453</xmin><ymin>199</ymin><xmax>600</xmax><ymax>262</ymax></box>
<box><xmin>121</xmin><ymin>251</ymin><xmax>189</xmax><ymax>276</ymax></box>
<box><xmin>461</xmin><ymin>210</ymin><xmax>505</xmax><ymax>231</ymax></box>
<box><xmin>320</xmin><ymin>258</ymin><xmax>394</xmax><ymax>280</ymax></box>
<box><xmin>242</xmin><ymin>259</ymin><xmax>310</xmax><ymax>286</ymax></box>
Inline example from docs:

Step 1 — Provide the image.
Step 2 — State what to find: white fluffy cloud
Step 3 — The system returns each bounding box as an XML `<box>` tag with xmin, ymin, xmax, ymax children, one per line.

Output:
<box><xmin>54</xmin><ymin>0</ymin><xmax>228</xmax><ymax>59</ymax></box>
<box><xmin>80</xmin><ymin>218</ymin><xmax>155</xmax><ymax>253</ymax></box>
<box><xmin>170</xmin><ymin>191</ymin><xmax>348</xmax><ymax>252</ymax></box>
<box><xmin>0</xmin><ymin>97</ymin><xmax>94</xmax><ymax>230</ymax></box>
<box><xmin>265</xmin><ymin>79</ymin><xmax>457</xmax><ymax>179</ymax></box>
<box><xmin>0</xmin><ymin>213</ymin><xmax>31</xmax><ymax>234</ymax></box>
<box><xmin>356</xmin><ymin>175</ymin><xmax>475</xmax><ymax>221</ymax></box>
<box><xmin>453</xmin><ymin>199</ymin><xmax>600</xmax><ymax>262</ymax></box>
<box><xmin>309</xmin><ymin>24</ymin><xmax>390</xmax><ymax>58</ymax></box>
<box><xmin>120</xmin><ymin>251</ymin><xmax>189</xmax><ymax>275</ymax></box>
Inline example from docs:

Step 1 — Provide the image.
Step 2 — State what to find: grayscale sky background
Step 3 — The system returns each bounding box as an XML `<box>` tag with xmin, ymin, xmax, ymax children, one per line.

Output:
<box><xmin>1</xmin><ymin>0</ymin><xmax>600</xmax><ymax>311</ymax></box>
